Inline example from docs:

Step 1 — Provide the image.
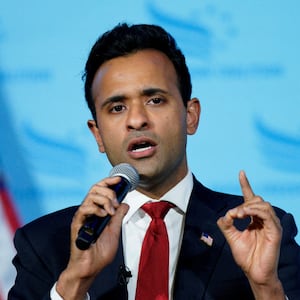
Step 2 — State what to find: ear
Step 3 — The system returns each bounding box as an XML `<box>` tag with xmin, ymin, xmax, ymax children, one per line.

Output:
<box><xmin>87</xmin><ymin>120</ymin><xmax>106</xmax><ymax>153</ymax></box>
<box><xmin>186</xmin><ymin>97</ymin><xmax>200</xmax><ymax>135</ymax></box>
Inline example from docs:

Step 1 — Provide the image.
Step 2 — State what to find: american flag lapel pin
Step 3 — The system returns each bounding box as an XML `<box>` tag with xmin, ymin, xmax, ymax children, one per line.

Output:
<box><xmin>200</xmin><ymin>232</ymin><xmax>213</xmax><ymax>247</ymax></box>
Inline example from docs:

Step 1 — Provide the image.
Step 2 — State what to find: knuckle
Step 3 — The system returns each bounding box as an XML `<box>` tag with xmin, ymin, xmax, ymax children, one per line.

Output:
<box><xmin>261</xmin><ymin>201</ymin><xmax>272</xmax><ymax>211</ymax></box>
<box><xmin>253</xmin><ymin>195</ymin><xmax>263</xmax><ymax>202</ymax></box>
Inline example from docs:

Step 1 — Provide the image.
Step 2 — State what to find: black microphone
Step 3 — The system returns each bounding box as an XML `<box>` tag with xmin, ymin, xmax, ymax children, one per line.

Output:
<box><xmin>118</xmin><ymin>264</ymin><xmax>132</xmax><ymax>286</ymax></box>
<box><xmin>75</xmin><ymin>163</ymin><xmax>139</xmax><ymax>250</ymax></box>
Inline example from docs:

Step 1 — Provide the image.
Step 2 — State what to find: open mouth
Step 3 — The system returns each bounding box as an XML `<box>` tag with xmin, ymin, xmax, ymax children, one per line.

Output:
<box><xmin>128</xmin><ymin>138</ymin><xmax>156</xmax><ymax>155</ymax></box>
<box><xmin>131</xmin><ymin>141</ymin><xmax>153</xmax><ymax>153</ymax></box>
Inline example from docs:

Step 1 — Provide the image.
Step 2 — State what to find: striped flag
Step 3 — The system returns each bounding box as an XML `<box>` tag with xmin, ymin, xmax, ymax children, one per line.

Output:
<box><xmin>200</xmin><ymin>232</ymin><xmax>214</xmax><ymax>247</ymax></box>
<box><xmin>0</xmin><ymin>176</ymin><xmax>21</xmax><ymax>300</ymax></box>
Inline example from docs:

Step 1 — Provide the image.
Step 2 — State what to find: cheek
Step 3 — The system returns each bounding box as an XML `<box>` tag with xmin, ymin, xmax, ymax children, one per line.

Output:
<box><xmin>100</xmin><ymin>137</ymin><xmax>124</xmax><ymax>166</ymax></box>
<box><xmin>101</xmin><ymin>133</ymin><xmax>118</xmax><ymax>149</ymax></box>
<box><xmin>161</xmin><ymin>115</ymin><xmax>187</xmax><ymax>146</ymax></box>
<box><xmin>98</xmin><ymin>126</ymin><xmax>119</xmax><ymax>151</ymax></box>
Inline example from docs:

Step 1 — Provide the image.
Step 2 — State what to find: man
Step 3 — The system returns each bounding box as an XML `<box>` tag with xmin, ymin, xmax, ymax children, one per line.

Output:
<box><xmin>9</xmin><ymin>23</ymin><xmax>300</xmax><ymax>299</ymax></box>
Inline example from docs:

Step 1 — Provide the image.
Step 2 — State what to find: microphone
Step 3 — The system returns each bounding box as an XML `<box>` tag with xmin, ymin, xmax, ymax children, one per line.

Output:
<box><xmin>118</xmin><ymin>264</ymin><xmax>132</xmax><ymax>286</ymax></box>
<box><xmin>75</xmin><ymin>163</ymin><xmax>139</xmax><ymax>250</ymax></box>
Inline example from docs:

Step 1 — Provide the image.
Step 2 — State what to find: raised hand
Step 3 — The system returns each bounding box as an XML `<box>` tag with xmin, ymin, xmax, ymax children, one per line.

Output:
<box><xmin>217</xmin><ymin>171</ymin><xmax>285</xmax><ymax>299</ymax></box>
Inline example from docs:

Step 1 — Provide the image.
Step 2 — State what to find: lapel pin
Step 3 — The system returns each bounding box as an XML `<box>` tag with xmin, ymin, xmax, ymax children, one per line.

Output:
<box><xmin>200</xmin><ymin>232</ymin><xmax>213</xmax><ymax>247</ymax></box>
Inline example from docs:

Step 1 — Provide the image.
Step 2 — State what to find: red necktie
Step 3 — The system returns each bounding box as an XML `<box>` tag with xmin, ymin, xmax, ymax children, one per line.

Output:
<box><xmin>135</xmin><ymin>201</ymin><xmax>173</xmax><ymax>300</ymax></box>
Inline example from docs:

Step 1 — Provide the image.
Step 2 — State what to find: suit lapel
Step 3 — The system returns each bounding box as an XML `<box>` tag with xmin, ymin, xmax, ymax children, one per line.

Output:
<box><xmin>173</xmin><ymin>178</ymin><xmax>228</xmax><ymax>300</ymax></box>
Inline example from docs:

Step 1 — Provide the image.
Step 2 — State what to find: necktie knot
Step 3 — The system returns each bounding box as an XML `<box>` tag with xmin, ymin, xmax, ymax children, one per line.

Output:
<box><xmin>142</xmin><ymin>201</ymin><xmax>174</xmax><ymax>220</ymax></box>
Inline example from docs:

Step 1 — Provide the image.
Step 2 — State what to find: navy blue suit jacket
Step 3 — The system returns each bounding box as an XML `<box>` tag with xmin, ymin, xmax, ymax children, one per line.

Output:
<box><xmin>8</xmin><ymin>179</ymin><xmax>300</xmax><ymax>299</ymax></box>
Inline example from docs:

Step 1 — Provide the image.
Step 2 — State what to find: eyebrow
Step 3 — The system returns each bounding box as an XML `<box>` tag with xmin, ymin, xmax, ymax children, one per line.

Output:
<box><xmin>101</xmin><ymin>87</ymin><xmax>168</xmax><ymax>108</ymax></box>
<box><xmin>101</xmin><ymin>95</ymin><xmax>125</xmax><ymax>108</ymax></box>
<box><xmin>142</xmin><ymin>87</ymin><xmax>168</xmax><ymax>97</ymax></box>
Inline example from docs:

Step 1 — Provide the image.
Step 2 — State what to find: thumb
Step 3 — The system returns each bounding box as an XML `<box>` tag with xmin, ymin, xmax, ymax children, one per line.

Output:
<box><xmin>217</xmin><ymin>212</ymin><xmax>234</xmax><ymax>232</ymax></box>
<box><xmin>217</xmin><ymin>208</ymin><xmax>238</xmax><ymax>239</ymax></box>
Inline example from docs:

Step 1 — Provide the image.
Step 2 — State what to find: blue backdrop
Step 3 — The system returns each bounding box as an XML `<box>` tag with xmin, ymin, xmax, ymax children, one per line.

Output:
<box><xmin>1</xmin><ymin>1</ymin><xmax>299</xmax><ymax>237</ymax></box>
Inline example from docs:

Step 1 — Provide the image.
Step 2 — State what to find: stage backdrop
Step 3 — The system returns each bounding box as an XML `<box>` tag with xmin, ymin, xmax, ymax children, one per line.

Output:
<box><xmin>0</xmin><ymin>1</ymin><xmax>299</xmax><ymax>298</ymax></box>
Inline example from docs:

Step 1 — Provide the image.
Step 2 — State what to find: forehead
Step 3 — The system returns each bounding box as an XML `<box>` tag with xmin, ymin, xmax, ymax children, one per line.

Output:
<box><xmin>91</xmin><ymin>49</ymin><xmax>179</xmax><ymax>99</ymax></box>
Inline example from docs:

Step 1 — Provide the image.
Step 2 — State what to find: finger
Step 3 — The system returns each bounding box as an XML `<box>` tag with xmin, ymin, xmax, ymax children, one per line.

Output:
<box><xmin>90</xmin><ymin>177</ymin><xmax>122</xmax><ymax>207</ymax></box>
<box><xmin>243</xmin><ymin>202</ymin><xmax>282</xmax><ymax>229</ymax></box>
<box><xmin>224</xmin><ymin>201</ymin><xmax>270</xmax><ymax>222</ymax></box>
<box><xmin>86</xmin><ymin>191</ymin><xmax>116</xmax><ymax>215</ymax></box>
<box><xmin>223</xmin><ymin>201</ymin><xmax>281</xmax><ymax>236</ymax></box>
<box><xmin>239</xmin><ymin>170</ymin><xmax>255</xmax><ymax>202</ymax></box>
<box><xmin>92</xmin><ymin>176</ymin><xmax>122</xmax><ymax>191</ymax></box>
<box><xmin>71</xmin><ymin>201</ymin><xmax>107</xmax><ymax>238</ymax></box>
<box><xmin>82</xmin><ymin>194</ymin><xmax>115</xmax><ymax>217</ymax></box>
<box><xmin>106</xmin><ymin>203</ymin><xmax>129</xmax><ymax>233</ymax></box>
<box><xmin>217</xmin><ymin>208</ymin><xmax>236</xmax><ymax>231</ymax></box>
<box><xmin>72</xmin><ymin>178</ymin><xmax>121</xmax><ymax>229</ymax></box>
<box><xmin>87</xmin><ymin>177</ymin><xmax>124</xmax><ymax>212</ymax></box>
<box><xmin>217</xmin><ymin>204</ymin><xmax>255</xmax><ymax>234</ymax></box>
<box><xmin>94</xmin><ymin>204</ymin><xmax>129</xmax><ymax>250</ymax></box>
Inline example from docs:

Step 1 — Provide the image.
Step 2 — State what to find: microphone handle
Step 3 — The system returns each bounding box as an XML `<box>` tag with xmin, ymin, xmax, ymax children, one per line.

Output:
<box><xmin>75</xmin><ymin>177</ymin><xmax>130</xmax><ymax>250</ymax></box>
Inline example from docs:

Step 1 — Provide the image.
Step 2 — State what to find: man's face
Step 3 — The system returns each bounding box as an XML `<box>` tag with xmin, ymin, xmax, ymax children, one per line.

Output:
<box><xmin>89</xmin><ymin>49</ymin><xmax>199</xmax><ymax>197</ymax></box>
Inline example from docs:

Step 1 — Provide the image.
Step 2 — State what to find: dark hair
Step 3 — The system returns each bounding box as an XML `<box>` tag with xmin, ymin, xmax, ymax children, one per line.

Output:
<box><xmin>83</xmin><ymin>23</ymin><xmax>192</xmax><ymax>121</ymax></box>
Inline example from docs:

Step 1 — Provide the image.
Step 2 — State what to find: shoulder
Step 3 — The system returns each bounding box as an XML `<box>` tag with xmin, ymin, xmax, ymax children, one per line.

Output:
<box><xmin>11</xmin><ymin>206</ymin><xmax>80</xmax><ymax>288</ymax></box>
<box><xmin>21</xmin><ymin>206</ymin><xmax>78</xmax><ymax>233</ymax></box>
<box><xmin>191</xmin><ymin>176</ymin><xmax>244</xmax><ymax>210</ymax></box>
<box><xmin>14</xmin><ymin>206</ymin><xmax>78</xmax><ymax>253</ymax></box>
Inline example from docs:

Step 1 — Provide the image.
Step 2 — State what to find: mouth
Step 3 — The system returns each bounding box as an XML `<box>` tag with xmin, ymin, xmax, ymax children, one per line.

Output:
<box><xmin>131</xmin><ymin>141</ymin><xmax>153</xmax><ymax>152</ymax></box>
<box><xmin>128</xmin><ymin>137</ymin><xmax>157</xmax><ymax>157</ymax></box>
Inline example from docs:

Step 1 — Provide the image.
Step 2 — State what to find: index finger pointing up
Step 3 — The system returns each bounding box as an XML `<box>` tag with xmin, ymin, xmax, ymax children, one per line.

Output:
<box><xmin>239</xmin><ymin>170</ymin><xmax>255</xmax><ymax>202</ymax></box>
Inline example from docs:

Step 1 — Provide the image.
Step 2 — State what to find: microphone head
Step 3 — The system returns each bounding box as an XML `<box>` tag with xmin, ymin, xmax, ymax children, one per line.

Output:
<box><xmin>109</xmin><ymin>163</ymin><xmax>139</xmax><ymax>191</ymax></box>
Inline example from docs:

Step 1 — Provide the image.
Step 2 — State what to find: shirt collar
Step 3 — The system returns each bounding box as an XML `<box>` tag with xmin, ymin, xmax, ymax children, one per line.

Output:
<box><xmin>123</xmin><ymin>170</ymin><xmax>193</xmax><ymax>223</ymax></box>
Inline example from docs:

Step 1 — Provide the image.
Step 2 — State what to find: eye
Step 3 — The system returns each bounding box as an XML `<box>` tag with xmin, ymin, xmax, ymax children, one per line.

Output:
<box><xmin>110</xmin><ymin>104</ymin><xmax>126</xmax><ymax>113</ymax></box>
<box><xmin>148</xmin><ymin>97</ymin><xmax>164</xmax><ymax>105</ymax></box>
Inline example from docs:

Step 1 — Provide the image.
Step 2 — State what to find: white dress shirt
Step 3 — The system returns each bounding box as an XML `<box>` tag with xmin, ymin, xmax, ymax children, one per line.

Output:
<box><xmin>51</xmin><ymin>171</ymin><xmax>193</xmax><ymax>299</ymax></box>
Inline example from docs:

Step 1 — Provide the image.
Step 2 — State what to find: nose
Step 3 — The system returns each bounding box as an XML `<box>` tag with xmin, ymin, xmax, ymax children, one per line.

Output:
<box><xmin>126</xmin><ymin>102</ymin><xmax>149</xmax><ymax>131</ymax></box>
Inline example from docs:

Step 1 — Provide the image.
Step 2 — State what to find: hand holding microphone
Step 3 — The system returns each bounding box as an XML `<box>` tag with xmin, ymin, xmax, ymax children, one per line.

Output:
<box><xmin>76</xmin><ymin>163</ymin><xmax>139</xmax><ymax>250</ymax></box>
<box><xmin>56</xmin><ymin>164</ymin><xmax>138</xmax><ymax>297</ymax></box>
